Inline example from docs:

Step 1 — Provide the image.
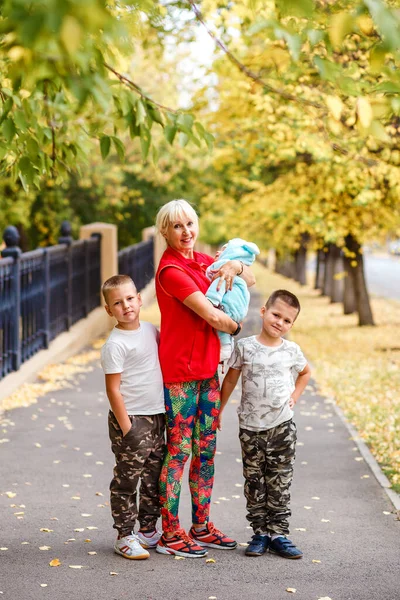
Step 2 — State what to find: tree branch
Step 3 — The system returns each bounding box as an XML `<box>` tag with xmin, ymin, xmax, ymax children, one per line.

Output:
<box><xmin>104</xmin><ymin>63</ymin><xmax>179</xmax><ymax>114</ymax></box>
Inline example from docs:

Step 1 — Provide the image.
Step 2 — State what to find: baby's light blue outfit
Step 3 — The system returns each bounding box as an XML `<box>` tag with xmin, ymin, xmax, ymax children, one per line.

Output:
<box><xmin>206</xmin><ymin>238</ymin><xmax>260</xmax><ymax>362</ymax></box>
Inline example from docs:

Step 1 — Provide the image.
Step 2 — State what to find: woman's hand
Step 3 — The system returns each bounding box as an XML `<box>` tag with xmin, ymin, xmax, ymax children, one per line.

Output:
<box><xmin>211</xmin><ymin>260</ymin><xmax>242</xmax><ymax>291</ymax></box>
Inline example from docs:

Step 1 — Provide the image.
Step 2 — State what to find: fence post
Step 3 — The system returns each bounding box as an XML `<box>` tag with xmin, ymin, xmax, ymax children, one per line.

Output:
<box><xmin>2</xmin><ymin>226</ymin><xmax>22</xmax><ymax>371</ymax></box>
<box><xmin>43</xmin><ymin>248</ymin><xmax>50</xmax><ymax>348</ymax></box>
<box><xmin>58</xmin><ymin>221</ymin><xmax>73</xmax><ymax>330</ymax></box>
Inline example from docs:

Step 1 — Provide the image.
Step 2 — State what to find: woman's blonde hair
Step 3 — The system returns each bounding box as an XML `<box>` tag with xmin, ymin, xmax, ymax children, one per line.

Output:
<box><xmin>155</xmin><ymin>199</ymin><xmax>199</xmax><ymax>236</ymax></box>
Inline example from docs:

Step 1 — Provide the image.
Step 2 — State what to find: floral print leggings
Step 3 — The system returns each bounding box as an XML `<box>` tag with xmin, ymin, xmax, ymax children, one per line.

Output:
<box><xmin>159</xmin><ymin>373</ymin><xmax>221</xmax><ymax>533</ymax></box>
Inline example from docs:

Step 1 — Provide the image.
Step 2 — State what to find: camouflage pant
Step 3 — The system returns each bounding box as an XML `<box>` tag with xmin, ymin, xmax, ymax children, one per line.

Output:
<box><xmin>108</xmin><ymin>411</ymin><xmax>165</xmax><ymax>536</ymax></box>
<box><xmin>239</xmin><ymin>419</ymin><xmax>297</xmax><ymax>536</ymax></box>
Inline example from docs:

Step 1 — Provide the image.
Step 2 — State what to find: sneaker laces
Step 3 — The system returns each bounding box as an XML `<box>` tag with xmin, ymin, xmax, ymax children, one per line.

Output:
<box><xmin>175</xmin><ymin>528</ymin><xmax>198</xmax><ymax>547</ymax></box>
<box><xmin>205</xmin><ymin>522</ymin><xmax>222</xmax><ymax>537</ymax></box>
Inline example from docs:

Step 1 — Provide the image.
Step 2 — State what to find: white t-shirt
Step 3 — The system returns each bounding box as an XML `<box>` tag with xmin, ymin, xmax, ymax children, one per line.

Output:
<box><xmin>101</xmin><ymin>321</ymin><xmax>165</xmax><ymax>415</ymax></box>
<box><xmin>228</xmin><ymin>336</ymin><xmax>307</xmax><ymax>431</ymax></box>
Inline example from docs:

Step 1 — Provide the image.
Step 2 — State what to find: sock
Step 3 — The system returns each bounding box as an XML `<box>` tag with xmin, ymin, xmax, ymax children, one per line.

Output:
<box><xmin>193</xmin><ymin>524</ymin><xmax>207</xmax><ymax>532</ymax></box>
<box><xmin>271</xmin><ymin>534</ymin><xmax>285</xmax><ymax>541</ymax></box>
<box><xmin>139</xmin><ymin>529</ymin><xmax>155</xmax><ymax>537</ymax></box>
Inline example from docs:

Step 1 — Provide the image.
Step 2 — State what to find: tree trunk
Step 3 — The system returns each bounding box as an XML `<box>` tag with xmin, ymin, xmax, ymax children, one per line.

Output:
<box><xmin>315</xmin><ymin>249</ymin><xmax>325</xmax><ymax>290</ymax></box>
<box><xmin>323</xmin><ymin>244</ymin><xmax>333</xmax><ymax>297</ymax></box>
<box><xmin>330</xmin><ymin>245</ymin><xmax>344</xmax><ymax>303</ymax></box>
<box><xmin>294</xmin><ymin>233</ymin><xmax>309</xmax><ymax>285</ymax></box>
<box><xmin>344</xmin><ymin>234</ymin><xmax>375</xmax><ymax>326</ymax></box>
<box><xmin>343</xmin><ymin>270</ymin><xmax>356</xmax><ymax>314</ymax></box>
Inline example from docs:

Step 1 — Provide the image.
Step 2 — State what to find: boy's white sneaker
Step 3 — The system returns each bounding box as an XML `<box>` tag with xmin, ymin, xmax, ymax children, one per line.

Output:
<box><xmin>137</xmin><ymin>529</ymin><xmax>162</xmax><ymax>549</ymax></box>
<box><xmin>114</xmin><ymin>533</ymin><xmax>150</xmax><ymax>560</ymax></box>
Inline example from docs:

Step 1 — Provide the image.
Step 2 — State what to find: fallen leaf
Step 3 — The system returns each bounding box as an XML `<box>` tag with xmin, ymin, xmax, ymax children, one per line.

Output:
<box><xmin>84</xmin><ymin>452</ymin><xmax>93</xmax><ymax>456</ymax></box>
<box><xmin>40</xmin><ymin>584</ymin><xmax>48</xmax><ymax>588</ymax></box>
<box><xmin>81</xmin><ymin>514</ymin><xmax>92</xmax><ymax>517</ymax></box>
<box><xmin>84</xmin><ymin>539</ymin><xmax>91</xmax><ymax>543</ymax></box>
<box><xmin>303</xmin><ymin>506</ymin><xmax>312</xmax><ymax>510</ymax></box>
<box><xmin>62</xmin><ymin>484</ymin><xmax>70</xmax><ymax>488</ymax></box>
<box><xmin>312</xmin><ymin>559</ymin><xmax>321</xmax><ymax>563</ymax></box>
<box><xmin>39</xmin><ymin>546</ymin><xmax>51</xmax><ymax>551</ymax></box>
<box><xmin>208</xmin><ymin>597</ymin><xmax>217</xmax><ymax>599</ymax></box>
<box><xmin>361</xmin><ymin>475</ymin><xmax>370</xmax><ymax>479</ymax></box>
<box><xmin>50</xmin><ymin>517</ymin><xmax>58</xmax><ymax>521</ymax></box>
<box><xmin>88</xmin><ymin>551</ymin><xmax>97</xmax><ymax>555</ymax></box>
<box><xmin>74</xmin><ymin>528</ymin><xmax>85</xmax><ymax>532</ymax></box>
<box><xmin>206</xmin><ymin>558</ymin><xmax>216</xmax><ymax>563</ymax></box>
<box><xmin>311</xmin><ymin>496</ymin><xmax>320</xmax><ymax>500</ymax></box>
<box><xmin>82</xmin><ymin>474</ymin><xmax>92</xmax><ymax>478</ymax></box>
<box><xmin>234</xmin><ymin>483</ymin><xmax>242</xmax><ymax>488</ymax></box>
<box><xmin>354</xmin><ymin>457</ymin><xmax>364</xmax><ymax>462</ymax></box>
<box><xmin>21</xmin><ymin>542</ymin><xmax>30</xmax><ymax>545</ymax></box>
<box><xmin>238</xmin><ymin>543</ymin><xmax>248</xmax><ymax>547</ymax></box>
<box><xmin>86</xmin><ymin>526</ymin><xmax>98</xmax><ymax>530</ymax></box>
<box><xmin>5</xmin><ymin>492</ymin><xmax>16</xmax><ymax>498</ymax></box>
<box><xmin>286</xmin><ymin>588</ymin><xmax>296</xmax><ymax>593</ymax></box>
<box><xmin>109</xmin><ymin>571</ymin><xmax>118</xmax><ymax>575</ymax></box>
<box><xmin>295</xmin><ymin>528</ymin><xmax>306</xmax><ymax>532</ymax></box>
<box><xmin>95</xmin><ymin>492</ymin><xmax>103</xmax><ymax>496</ymax></box>
<box><xmin>40</xmin><ymin>529</ymin><xmax>53</xmax><ymax>533</ymax></box>
<box><xmin>317</xmin><ymin>597</ymin><xmax>333</xmax><ymax>600</ymax></box>
<box><xmin>321</xmin><ymin>519</ymin><xmax>330</xmax><ymax>523</ymax></box>
<box><xmin>383</xmin><ymin>511</ymin><xmax>391</xmax><ymax>515</ymax></box>
<box><xmin>232</xmin><ymin>495</ymin><xmax>240</xmax><ymax>499</ymax></box>
<box><xmin>49</xmin><ymin>559</ymin><xmax>61</xmax><ymax>567</ymax></box>
<box><xmin>35</xmin><ymin>443</ymin><xmax>42</xmax><ymax>448</ymax></box>
<box><xmin>71</xmin><ymin>496</ymin><xmax>81</xmax><ymax>500</ymax></box>
<box><xmin>69</xmin><ymin>565</ymin><xmax>84</xmax><ymax>569</ymax></box>
<box><xmin>0</xmin><ymin>548</ymin><xmax>8</xmax><ymax>551</ymax></box>
<box><xmin>174</xmin><ymin>556</ymin><xmax>185</xmax><ymax>560</ymax></box>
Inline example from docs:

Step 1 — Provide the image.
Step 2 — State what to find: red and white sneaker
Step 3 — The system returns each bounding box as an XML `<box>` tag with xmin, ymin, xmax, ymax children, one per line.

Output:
<box><xmin>189</xmin><ymin>522</ymin><xmax>237</xmax><ymax>550</ymax></box>
<box><xmin>156</xmin><ymin>528</ymin><xmax>208</xmax><ymax>558</ymax></box>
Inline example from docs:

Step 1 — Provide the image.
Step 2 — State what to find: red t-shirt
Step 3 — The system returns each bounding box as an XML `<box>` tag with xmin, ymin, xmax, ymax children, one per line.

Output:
<box><xmin>156</xmin><ymin>247</ymin><xmax>221</xmax><ymax>383</ymax></box>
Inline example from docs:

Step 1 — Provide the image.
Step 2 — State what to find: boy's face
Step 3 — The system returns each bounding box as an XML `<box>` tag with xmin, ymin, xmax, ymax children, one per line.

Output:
<box><xmin>105</xmin><ymin>282</ymin><xmax>142</xmax><ymax>329</ymax></box>
<box><xmin>260</xmin><ymin>299</ymin><xmax>299</xmax><ymax>339</ymax></box>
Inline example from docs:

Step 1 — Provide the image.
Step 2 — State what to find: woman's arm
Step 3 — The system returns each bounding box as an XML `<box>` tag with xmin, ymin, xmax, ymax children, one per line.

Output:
<box><xmin>183</xmin><ymin>291</ymin><xmax>239</xmax><ymax>334</ymax></box>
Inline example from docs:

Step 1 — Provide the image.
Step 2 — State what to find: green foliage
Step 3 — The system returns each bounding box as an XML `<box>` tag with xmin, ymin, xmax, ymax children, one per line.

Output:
<box><xmin>0</xmin><ymin>0</ymin><xmax>213</xmax><ymax>188</ymax></box>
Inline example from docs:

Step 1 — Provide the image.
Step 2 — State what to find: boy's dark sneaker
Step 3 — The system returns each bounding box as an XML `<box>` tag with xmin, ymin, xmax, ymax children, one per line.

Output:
<box><xmin>245</xmin><ymin>534</ymin><xmax>270</xmax><ymax>557</ymax></box>
<box><xmin>156</xmin><ymin>529</ymin><xmax>207</xmax><ymax>558</ymax></box>
<box><xmin>269</xmin><ymin>536</ymin><xmax>303</xmax><ymax>559</ymax></box>
<box><xmin>189</xmin><ymin>522</ymin><xmax>237</xmax><ymax>550</ymax></box>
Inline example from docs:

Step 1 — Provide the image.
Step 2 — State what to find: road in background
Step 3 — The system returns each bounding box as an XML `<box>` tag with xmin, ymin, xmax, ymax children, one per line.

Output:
<box><xmin>308</xmin><ymin>252</ymin><xmax>400</xmax><ymax>302</ymax></box>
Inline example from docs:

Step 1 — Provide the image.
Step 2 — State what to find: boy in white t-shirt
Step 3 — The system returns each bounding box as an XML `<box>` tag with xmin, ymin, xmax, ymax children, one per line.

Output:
<box><xmin>101</xmin><ymin>275</ymin><xmax>165</xmax><ymax>560</ymax></box>
<box><xmin>220</xmin><ymin>290</ymin><xmax>311</xmax><ymax>560</ymax></box>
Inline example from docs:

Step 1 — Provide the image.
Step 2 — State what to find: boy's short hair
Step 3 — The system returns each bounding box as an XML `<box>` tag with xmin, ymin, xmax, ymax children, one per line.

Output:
<box><xmin>155</xmin><ymin>199</ymin><xmax>199</xmax><ymax>237</ymax></box>
<box><xmin>266</xmin><ymin>289</ymin><xmax>301</xmax><ymax>315</ymax></box>
<box><xmin>102</xmin><ymin>275</ymin><xmax>136</xmax><ymax>303</ymax></box>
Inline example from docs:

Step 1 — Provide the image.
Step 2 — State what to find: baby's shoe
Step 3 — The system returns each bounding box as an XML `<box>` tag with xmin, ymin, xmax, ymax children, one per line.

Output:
<box><xmin>114</xmin><ymin>533</ymin><xmax>150</xmax><ymax>560</ymax></box>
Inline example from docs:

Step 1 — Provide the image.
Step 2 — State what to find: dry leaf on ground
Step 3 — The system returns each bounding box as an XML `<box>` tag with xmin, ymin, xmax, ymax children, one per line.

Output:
<box><xmin>49</xmin><ymin>559</ymin><xmax>61</xmax><ymax>567</ymax></box>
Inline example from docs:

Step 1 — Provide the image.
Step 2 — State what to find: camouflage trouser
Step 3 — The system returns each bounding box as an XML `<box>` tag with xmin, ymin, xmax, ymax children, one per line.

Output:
<box><xmin>108</xmin><ymin>411</ymin><xmax>165</xmax><ymax>536</ymax></box>
<box><xmin>239</xmin><ymin>419</ymin><xmax>297</xmax><ymax>536</ymax></box>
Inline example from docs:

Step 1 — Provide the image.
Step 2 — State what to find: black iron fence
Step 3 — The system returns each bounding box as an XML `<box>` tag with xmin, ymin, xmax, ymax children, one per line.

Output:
<box><xmin>118</xmin><ymin>237</ymin><xmax>154</xmax><ymax>292</ymax></box>
<box><xmin>1</xmin><ymin>223</ymin><xmax>155</xmax><ymax>381</ymax></box>
<box><xmin>0</xmin><ymin>226</ymin><xmax>101</xmax><ymax>379</ymax></box>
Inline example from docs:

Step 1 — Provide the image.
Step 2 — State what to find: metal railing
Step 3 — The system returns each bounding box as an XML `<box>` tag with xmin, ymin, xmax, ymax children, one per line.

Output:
<box><xmin>0</xmin><ymin>226</ymin><xmax>101</xmax><ymax>379</ymax></box>
<box><xmin>118</xmin><ymin>237</ymin><xmax>154</xmax><ymax>292</ymax></box>
<box><xmin>1</xmin><ymin>223</ymin><xmax>155</xmax><ymax>381</ymax></box>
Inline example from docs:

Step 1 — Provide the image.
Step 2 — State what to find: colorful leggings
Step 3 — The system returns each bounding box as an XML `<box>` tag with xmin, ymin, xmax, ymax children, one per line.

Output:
<box><xmin>159</xmin><ymin>374</ymin><xmax>221</xmax><ymax>533</ymax></box>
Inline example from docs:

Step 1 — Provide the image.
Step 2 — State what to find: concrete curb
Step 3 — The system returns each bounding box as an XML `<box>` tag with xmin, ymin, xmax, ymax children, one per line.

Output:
<box><xmin>328</xmin><ymin>396</ymin><xmax>400</xmax><ymax>511</ymax></box>
<box><xmin>0</xmin><ymin>279</ymin><xmax>157</xmax><ymax>412</ymax></box>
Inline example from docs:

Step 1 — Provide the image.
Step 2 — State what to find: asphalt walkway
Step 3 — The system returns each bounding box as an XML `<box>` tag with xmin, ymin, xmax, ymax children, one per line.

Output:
<box><xmin>1</xmin><ymin>289</ymin><xmax>399</xmax><ymax>600</ymax></box>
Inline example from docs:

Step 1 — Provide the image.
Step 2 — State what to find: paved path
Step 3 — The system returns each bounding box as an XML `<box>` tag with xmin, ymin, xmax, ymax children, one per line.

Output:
<box><xmin>1</xmin><ymin>290</ymin><xmax>399</xmax><ymax>600</ymax></box>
